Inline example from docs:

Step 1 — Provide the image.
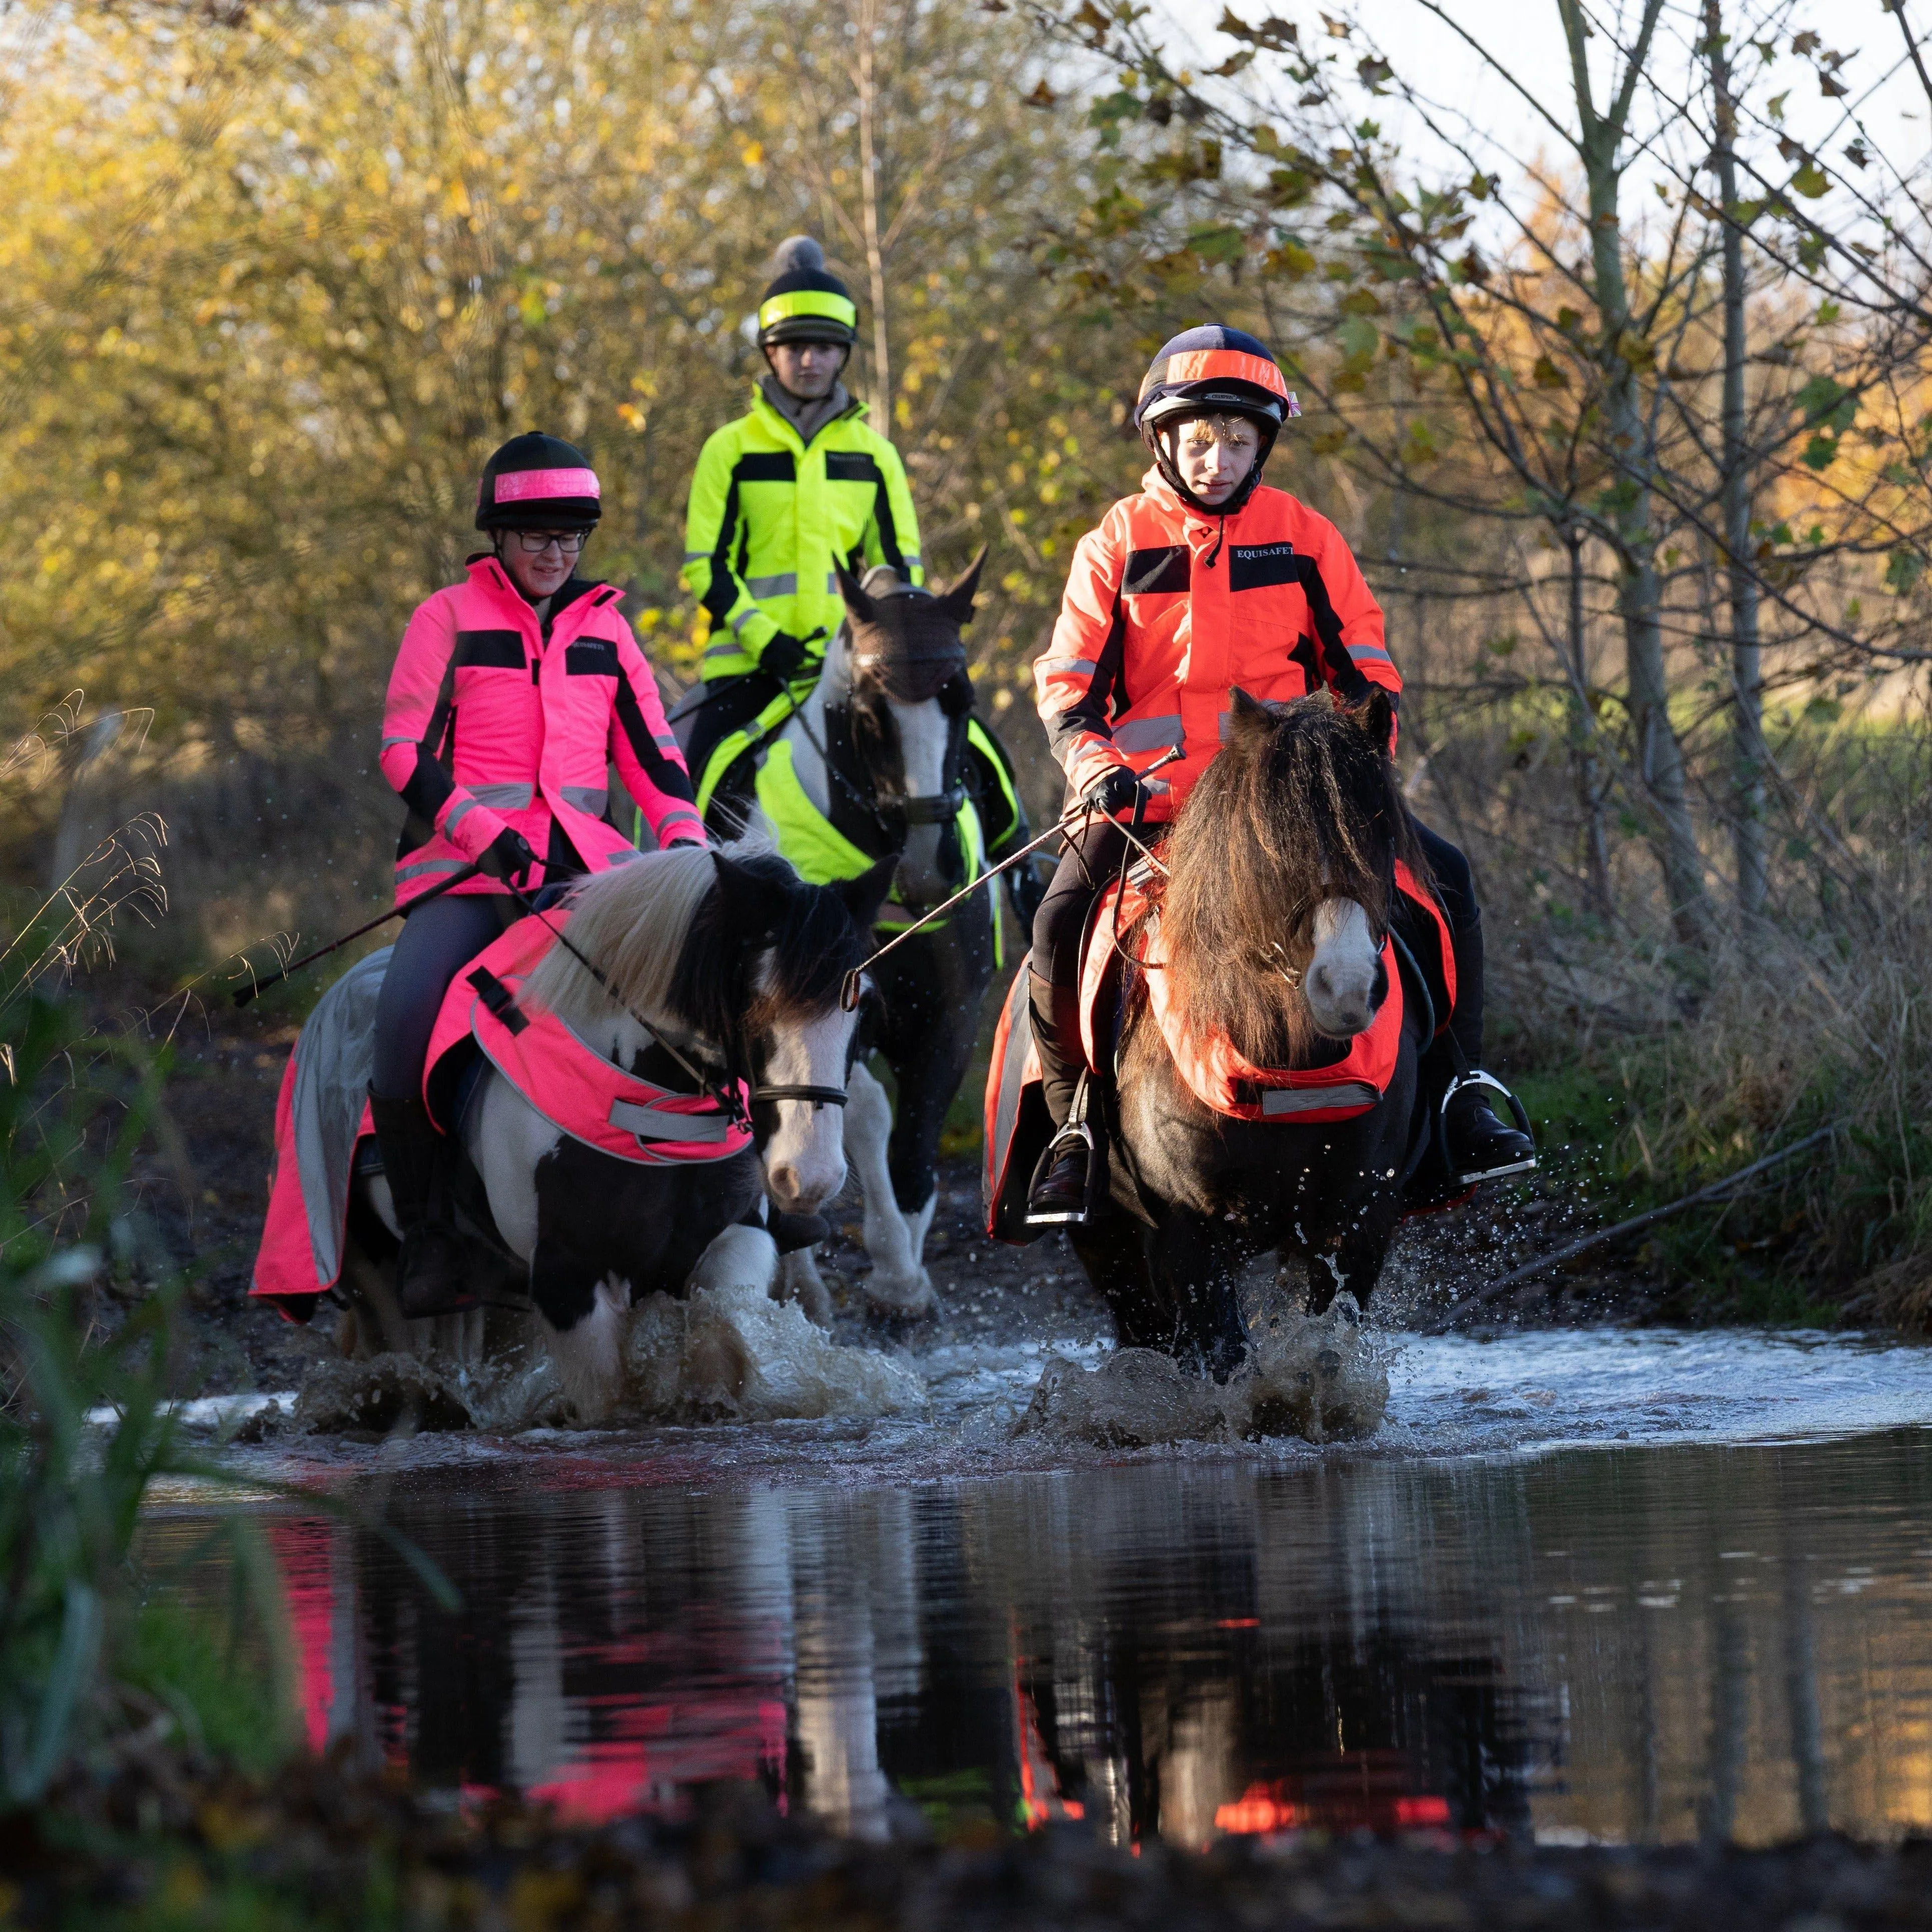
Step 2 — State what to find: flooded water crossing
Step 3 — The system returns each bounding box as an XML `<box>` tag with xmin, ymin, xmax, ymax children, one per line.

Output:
<box><xmin>143</xmin><ymin>1328</ymin><xmax>1932</xmax><ymax>1848</ymax></box>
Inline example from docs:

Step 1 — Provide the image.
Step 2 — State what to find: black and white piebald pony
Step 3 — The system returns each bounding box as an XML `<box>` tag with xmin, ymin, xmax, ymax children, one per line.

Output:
<box><xmin>739</xmin><ymin>555</ymin><xmax>997</xmax><ymax>1320</ymax></box>
<box><xmin>343</xmin><ymin>843</ymin><xmax>890</xmax><ymax>1418</ymax></box>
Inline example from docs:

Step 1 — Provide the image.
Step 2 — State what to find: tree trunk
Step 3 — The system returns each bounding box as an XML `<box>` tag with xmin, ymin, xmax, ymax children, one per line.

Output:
<box><xmin>1566</xmin><ymin>524</ymin><xmax>1615</xmax><ymax>920</ymax></box>
<box><xmin>1705</xmin><ymin>0</ymin><xmax>1767</xmax><ymax>921</ymax></box>
<box><xmin>1559</xmin><ymin>0</ymin><xmax>1714</xmax><ymax>947</ymax></box>
<box><xmin>853</xmin><ymin>0</ymin><xmax>892</xmax><ymax>423</ymax></box>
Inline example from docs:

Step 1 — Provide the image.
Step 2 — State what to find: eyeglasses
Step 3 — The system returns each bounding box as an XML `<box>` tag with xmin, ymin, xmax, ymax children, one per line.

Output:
<box><xmin>508</xmin><ymin>529</ymin><xmax>589</xmax><ymax>555</ymax></box>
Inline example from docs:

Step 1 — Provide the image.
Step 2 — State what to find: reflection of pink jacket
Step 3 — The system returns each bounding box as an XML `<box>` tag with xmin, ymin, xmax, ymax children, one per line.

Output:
<box><xmin>380</xmin><ymin>555</ymin><xmax>705</xmax><ymax>904</ymax></box>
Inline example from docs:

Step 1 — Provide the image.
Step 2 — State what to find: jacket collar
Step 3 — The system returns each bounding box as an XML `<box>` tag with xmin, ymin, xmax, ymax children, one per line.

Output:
<box><xmin>1139</xmin><ymin>468</ymin><xmax>1291</xmax><ymax>534</ymax></box>
<box><xmin>750</xmin><ymin>381</ymin><xmax>867</xmax><ymax>451</ymax></box>
<box><xmin>464</xmin><ymin>554</ymin><xmax>610</xmax><ymax>621</ymax></box>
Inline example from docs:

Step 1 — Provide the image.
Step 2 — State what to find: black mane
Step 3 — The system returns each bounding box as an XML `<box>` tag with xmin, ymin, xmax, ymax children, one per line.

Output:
<box><xmin>665</xmin><ymin>850</ymin><xmax>875</xmax><ymax>1055</ymax></box>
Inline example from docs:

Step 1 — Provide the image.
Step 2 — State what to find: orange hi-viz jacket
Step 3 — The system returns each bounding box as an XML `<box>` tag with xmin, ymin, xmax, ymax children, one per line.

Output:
<box><xmin>1034</xmin><ymin>468</ymin><xmax>1401</xmax><ymax>817</ymax></box>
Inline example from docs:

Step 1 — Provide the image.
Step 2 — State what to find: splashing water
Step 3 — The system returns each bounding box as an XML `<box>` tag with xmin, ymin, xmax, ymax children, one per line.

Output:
<box><xmin>290</xmin><ymin>1281</ymin><xmax>923</xmax><ymax>1436</ymax></box>
<box><xmin>621</xmin><ymin>1280</ymin><xmax>923</xmax><ymax>1424</ymax></box>
<box><xmin>1020</xmin><ymin>1294</ymin><xmax>1389</xmax><ymax>1446</ymax></box>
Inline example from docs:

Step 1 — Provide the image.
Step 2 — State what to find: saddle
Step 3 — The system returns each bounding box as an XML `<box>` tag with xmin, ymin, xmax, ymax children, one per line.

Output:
<box><xmin>981</xmin><ymin>859</ymin><xmax>1457</xmax><ymax>1245</ymax></box>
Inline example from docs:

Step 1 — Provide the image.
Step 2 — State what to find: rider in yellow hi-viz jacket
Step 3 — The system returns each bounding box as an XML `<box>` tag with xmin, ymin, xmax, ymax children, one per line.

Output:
<box><xmin>677</xmin><ymin>236</ymin><xmax>924</xmax><ymax>814</ymax></box>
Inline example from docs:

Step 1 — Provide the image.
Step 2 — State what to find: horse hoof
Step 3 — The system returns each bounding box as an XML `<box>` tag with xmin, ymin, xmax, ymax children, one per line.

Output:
<box><xmin>861</xmin><ymin>1270</ymin><xmax>936</xmax><ymax>1322</ymax></box>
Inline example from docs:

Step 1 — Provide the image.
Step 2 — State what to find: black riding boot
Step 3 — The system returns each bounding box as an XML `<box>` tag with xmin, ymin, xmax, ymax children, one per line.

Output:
<box><xmin>1441</xmin><ymin>918</ymin><xmax>1537</xmax><ymax>1183</ymax></box>
<box><xmin>368</xmin><ymin>1090</ymin><xmax>477</xmax><ymax>1319</ymax></box>
<box><xmin>1025</xmin><ymin>969</ymin><xmax>1095</xmax><ymax>1226</ymax></box>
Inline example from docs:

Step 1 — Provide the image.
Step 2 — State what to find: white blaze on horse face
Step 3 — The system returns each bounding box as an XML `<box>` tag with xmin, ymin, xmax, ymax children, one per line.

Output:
<box><xmin>888</xmin><ymin>694</ymin><xmax>953</xmax><ymax>905</ymax></box>
<box><xmin>1304</xmin><ymin>898</ymin><xmax>1384</xmax><ymax>1038</ymax></box>
<box><xmin>759</xmin><ymin>1000</ymin><xmax>859</xmax><ymax>1211</ymax></box>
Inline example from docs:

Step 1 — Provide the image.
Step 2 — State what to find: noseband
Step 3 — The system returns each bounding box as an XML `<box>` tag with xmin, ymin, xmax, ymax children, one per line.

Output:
<box><xmin>749</xmin><ymin>1081</ymin><xmax>849</xmax><ymax>1109</ymax></box>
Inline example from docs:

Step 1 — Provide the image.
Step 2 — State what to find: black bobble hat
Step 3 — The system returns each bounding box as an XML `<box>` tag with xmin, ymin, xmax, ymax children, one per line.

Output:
<box><xmin>756</xmin><ymin>237</ymin><xmax>859</xmax><ymax>347</ymax></box>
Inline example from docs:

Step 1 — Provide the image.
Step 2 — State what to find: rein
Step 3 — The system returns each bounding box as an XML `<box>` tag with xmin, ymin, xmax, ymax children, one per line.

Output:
<box><xmin>838</xmin><ymin>745</ymin><xmax>1183</xmax><ymax>1010</ymax></box>
<box><xmin>506</xmin><ymin>888</ymin><xmax>849</xmax><ymax>1127</ymax></box>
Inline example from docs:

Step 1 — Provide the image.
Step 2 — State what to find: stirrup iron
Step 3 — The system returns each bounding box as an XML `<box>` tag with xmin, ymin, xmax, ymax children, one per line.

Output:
<box><xmin>1436</xmin><ymin>1068</ymin><xmax>1538</xmax><ymax>1187</ymax></box>
<box><xmin>1025</xmin><ymin>1072</ymin><xmax>1103</xmax><ymax>1228</ymax></box>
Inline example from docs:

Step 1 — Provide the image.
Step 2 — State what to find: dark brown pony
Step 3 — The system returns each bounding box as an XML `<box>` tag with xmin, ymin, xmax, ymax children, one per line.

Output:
<box><xmin>1075</xmin><ymin>688</ymin><xmax>1431</xmax><ymax>1376</ymax></box>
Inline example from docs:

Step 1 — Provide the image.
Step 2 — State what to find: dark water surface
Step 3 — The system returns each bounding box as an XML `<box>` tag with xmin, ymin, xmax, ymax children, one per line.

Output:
<box><xmin>143</xmin><ymin>1425</ymin><xmax>1932</xmax><ymax>1847</ymax></box>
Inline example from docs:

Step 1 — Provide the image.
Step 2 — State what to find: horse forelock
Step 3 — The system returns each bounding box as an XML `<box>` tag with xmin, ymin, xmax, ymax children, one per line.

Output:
<box><xmin>848</xmin><ymin>594</ymin><xmax>967</xmax><ymax>705</ymax></box>
<box><xmin>656</xmin><ymin>847</ymin><xmax>871</xmax><ymax>1059</ymax></box>
<box><xmin>1155</xmin><ymin>694</ymin><xmax>1413</xmax><ymax>1066</ymax></box>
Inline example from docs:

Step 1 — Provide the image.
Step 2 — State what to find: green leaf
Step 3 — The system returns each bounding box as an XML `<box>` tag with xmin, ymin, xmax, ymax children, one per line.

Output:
<box><xmin>1885</xmin><ymin>548</ymin><xmax>1924</xmax><ymax>596</ymax></box>
<box><xmin>1792</xmin><ymin>161</ymin><xmax>1829</xmax><ymax>198</ymax></box>
<box><xmin>1336</xmin><ymin>315</ymin><xmax>1379</xmax><ymax>365</ymax></box>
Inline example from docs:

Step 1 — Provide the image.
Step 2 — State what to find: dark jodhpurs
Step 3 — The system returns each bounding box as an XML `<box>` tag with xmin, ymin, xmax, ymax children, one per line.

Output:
<box><xmin>1026</xmin><ymin>817</ymin><xmax>1485</xmax><ymax>1126</ymax></box>
<box><xmin>370</xmin><ymin>893</ymin><xmax>519</xmax><ymax>1103</ymax></box>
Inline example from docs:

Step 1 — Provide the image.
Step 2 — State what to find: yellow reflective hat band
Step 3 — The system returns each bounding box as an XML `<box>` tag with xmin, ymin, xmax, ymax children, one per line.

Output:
<box><xmin>758</xmin><ymin>289</ymin><xmax>858</xmax><ymax>331</ymax></box>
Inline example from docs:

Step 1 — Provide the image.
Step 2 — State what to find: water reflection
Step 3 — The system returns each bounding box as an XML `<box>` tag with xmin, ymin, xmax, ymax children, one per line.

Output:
<box><xmin>147</xmin><ymin>1429</ymin><xmax>1932</xmax><ymax>1845</ymax></box>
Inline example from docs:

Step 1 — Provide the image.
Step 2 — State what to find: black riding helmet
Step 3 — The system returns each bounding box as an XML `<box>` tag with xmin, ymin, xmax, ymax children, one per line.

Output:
<box><xmin>475</xmin><ymin>432</ymin><xmax>602</xmax><ymax>532</ymax></box>
<box><xmin>1132</xmin><ymin>325</ymin><xmax>1301</xmax><ymax>516</ymax></box>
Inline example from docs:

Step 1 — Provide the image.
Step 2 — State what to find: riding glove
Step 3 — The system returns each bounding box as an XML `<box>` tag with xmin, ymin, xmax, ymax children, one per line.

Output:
<box><xmin>1082</xmin><ymin>766</ymin><xmax>1153</xmax><ymax>821</ymax></box>
<box><xmin>479</xmin><ymin>826</ymin><xmax>541</xmax><ymax>886</ymax></box>
<box><xmin>759</xmin><ymin>630</ymin><xmax>811</xmax><ymax>682</ymax></box>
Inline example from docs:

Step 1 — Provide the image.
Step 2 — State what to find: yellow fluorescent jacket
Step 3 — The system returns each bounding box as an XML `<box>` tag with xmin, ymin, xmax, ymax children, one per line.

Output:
<box><xmin>681</xmin><ymin>386</ymin><xmax>924</xmax><ymax>680</ymax></box>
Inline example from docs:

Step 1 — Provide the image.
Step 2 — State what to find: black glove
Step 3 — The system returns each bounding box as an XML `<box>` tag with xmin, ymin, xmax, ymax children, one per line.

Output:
<box><xmin>759</xmin><ymin>630</ymin><xmax>810</xmax><ymax>683</ymax></box>
<box><xmin>1083</xmin><ymin>766</ymin><xmax>1151</xmax><ymax>820</ymax></box>
<box><xmin>478</xmin><ymin>825</ymin><xmax>540</xmax><ymax>885</ymax></box>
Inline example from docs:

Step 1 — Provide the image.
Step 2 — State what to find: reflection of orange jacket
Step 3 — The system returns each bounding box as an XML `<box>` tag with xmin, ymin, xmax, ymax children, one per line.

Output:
<box><xmin>1034</xmin><ymin>470</ymin><xmax>1401</xmax><ymax>817</ymax></box>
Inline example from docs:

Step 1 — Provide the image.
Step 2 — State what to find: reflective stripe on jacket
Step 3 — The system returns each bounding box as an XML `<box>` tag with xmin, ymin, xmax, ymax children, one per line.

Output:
<box><xmin>1034</xmin><ymin>469</ymin><xmax>1402</xmax><ymax>819</ymax></box>
<box><xmin>380</xmin><ymin>555</ymin><xmax>705</xmax><ymax>905</ymax></box>
<box><xmin>681</xmin><ymin>387</ymin><xmax>924</xmax><ymax>681</ymax></box>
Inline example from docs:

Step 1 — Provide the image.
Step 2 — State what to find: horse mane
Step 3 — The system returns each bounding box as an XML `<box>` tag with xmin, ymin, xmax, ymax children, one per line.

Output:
<box><xmin>524</xmin><ymin>834</ymin><xmax>875</xmax><ymax>1054</ymax></box>
<box><xmin>666</xmin><ymin>841</ymin><xmax>875</xmax><ymax>1048</ymax></box>
<box><xmin>1151</xmin><ymin>691</ymin><xmax>1426</xmax><ymax>1067</ymax></box>
<box><xmin>524</xmin><ymin>845</ymin><xmax>719</xmax><ymax>1032</ymax></box>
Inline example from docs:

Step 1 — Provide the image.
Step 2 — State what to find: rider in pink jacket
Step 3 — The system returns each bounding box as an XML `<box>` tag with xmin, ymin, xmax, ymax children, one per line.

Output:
<box><xmin>370</xmin><ymin>432</ymin><xmax>707</xmax><ymax>1318</ymax></box>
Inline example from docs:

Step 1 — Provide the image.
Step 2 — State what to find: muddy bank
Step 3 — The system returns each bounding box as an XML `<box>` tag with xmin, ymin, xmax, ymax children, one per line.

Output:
<box><xmin>14</xmin><ymin>1753</ymin><xmax>1932</xmax><ymax>1930</ymax></box>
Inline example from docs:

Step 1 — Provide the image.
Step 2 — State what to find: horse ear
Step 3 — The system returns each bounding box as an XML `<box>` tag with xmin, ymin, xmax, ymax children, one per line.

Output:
<box><xmin>836</xmin><ymin>854</ymin><xmax>897</xmax><ymax>931</ymax></box>
<box><xmin>934</xmin><ymin>545</ymin><xmax>989</xmax><ymax>627</ymax></box>
<box><xmin>1358</xmin><ymin>687</ymin><xmax>1396</xmax><ymax>756</ymax></box>
<box><xmin>711</xmin><ymin>852</ymin><xmax>791</xmax><ymax>938</ymax></box>
<box><xmin>1224</xmin><ymin>686</ymin><xmax>1276</xmax><ymax>751</ymax></box>
<box><xmin>835</xmin><ymin>562</ymin><xmax>877</xmax><ymax>627</ymax></box>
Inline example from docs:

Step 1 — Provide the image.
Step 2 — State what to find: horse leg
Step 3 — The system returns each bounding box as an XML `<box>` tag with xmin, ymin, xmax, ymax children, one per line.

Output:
<box><xmin>776</xmin><ymin>1246</ymin><xmax>835</xmax><ymax>1328</ymax></box>
<box><xmin>1148</xmin><ymin>1208</ymin><xmax>1253</xmax><ymax>1382</ymax></box>
<box><xmin>1068</xmin><ymin>1212</ymin><xmax>1169</xmax><ymax>1351</ymax></box>
<box><xmin>844</xmin><ymin>1063</ymin><xmax>937</xmax><ymax>1319</ymax></box>
<box><xmin>687</xmin><ymin>1222</ymin><xmax>781</xmax><ymax>1296</ymax></box>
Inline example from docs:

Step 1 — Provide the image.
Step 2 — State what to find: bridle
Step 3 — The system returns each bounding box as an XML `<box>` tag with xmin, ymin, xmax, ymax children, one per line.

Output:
<box><xmin>802</xmin><ymin>602</ymin><xmax>973</xmax><ymax>905</ymax></box>
<box><xmin>508</xmin><ymin>887</ymin><xmax>849</xmax><ymax>1125</ymax></box>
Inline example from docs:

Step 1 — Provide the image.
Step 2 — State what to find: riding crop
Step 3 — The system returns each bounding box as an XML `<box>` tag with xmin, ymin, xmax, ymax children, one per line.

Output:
<box><xmin>838</xmin><ymin>744</ymin><xmax>1184</xmax><ymax>1012</ymax></box>
<box><xmin>230</xmin><ymin>862</ymin><xmax>485</xmax><ymax>1007</ymax></box>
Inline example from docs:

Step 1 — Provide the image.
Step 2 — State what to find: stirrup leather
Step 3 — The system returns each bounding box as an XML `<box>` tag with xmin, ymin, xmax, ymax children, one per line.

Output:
<box><xmin>1436</xmin><ymin>1069</ymin><xmax>1538</xmax><ymax>1186</ymax></box>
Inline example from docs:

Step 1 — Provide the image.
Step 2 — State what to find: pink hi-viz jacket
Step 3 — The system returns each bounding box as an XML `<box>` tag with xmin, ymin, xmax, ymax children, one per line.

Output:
<box><xmin>380</xmin><ymin>555</ymin><xmax>706</xmax><ymax>904</ymax></box>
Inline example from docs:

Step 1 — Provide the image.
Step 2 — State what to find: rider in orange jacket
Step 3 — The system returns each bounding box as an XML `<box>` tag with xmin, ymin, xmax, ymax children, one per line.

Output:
<box><xmin>1025</xmin><ymin>326</ymin><xmax>1535</xmax><ymax>1224</ymax></box>
<box><xmin>370</xmin><ymin>433</ymin><xmax>708</xmax><ymax>1316</ymax></box>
